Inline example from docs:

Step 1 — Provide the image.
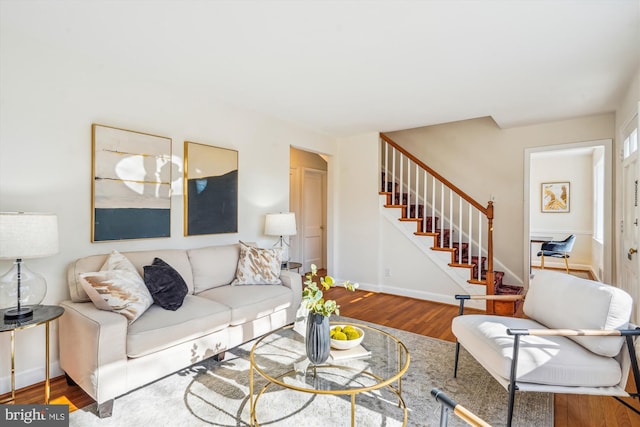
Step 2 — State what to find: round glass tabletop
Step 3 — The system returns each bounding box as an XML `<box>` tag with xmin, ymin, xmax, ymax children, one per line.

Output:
<box><xmin>250</xmin><ymin>321</ymin><xmax>410</xmax><ymax>395</ymax></box>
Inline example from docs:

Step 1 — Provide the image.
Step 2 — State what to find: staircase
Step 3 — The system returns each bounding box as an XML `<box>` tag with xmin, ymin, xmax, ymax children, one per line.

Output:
<box><xmin>379</xmin><ymin>133</ymin><xmax>523</xmax><ymax>315</ymax></box>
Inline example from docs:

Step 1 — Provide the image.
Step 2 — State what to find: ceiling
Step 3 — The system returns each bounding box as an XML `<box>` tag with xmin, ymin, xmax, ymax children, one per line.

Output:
<box><xmin>3</xmin><ymin>0</ymin><xmax>639</xmax><ymax>137</ymax></box>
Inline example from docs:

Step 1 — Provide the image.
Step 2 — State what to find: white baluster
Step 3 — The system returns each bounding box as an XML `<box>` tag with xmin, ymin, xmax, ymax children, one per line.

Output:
<box><xmin>406</xmin><ymin>157</ymin><xmax>411</xmax><ymax>218</ymax></box>
<box><xmin>440</xmin><ymin>183</ymin><xmax>445</xmax><ymax>248</ymax></box>
<box><xmin>423</xmin><ymin>170</ymin><xmax>427</xmax><ymax>229</ymax></box>
<box><xmin>468</xmin><ymin>204</ymin><xmax>473</xmax><ymax>266</ymax></box>
<box><xmin>415</xmin><ymin>164</ymin><xmax>419</xmax><ymax>219</ymax></box>
<box><xmin>384</xmin><ymin>141</ymin><xmax>389</xmax><ymax>192</ymax></box>
<box><xmin>449</xmin><ymin>189</ymin><xmax>453</xmax><ymax>249</ymax></box>
<box><xmin>391</xmin><ymin>148</ymin><xmax>396</xmax><ymax>201</ymax></box>
<box><xmin>399</xmin><ymin>153</ymin><xmax>403</xmax><ymax>207</ymax></box>
<box><xmin>458</xmin><ymin>196</ymin><xmax>463</xmax><ymax>263</ymax></box>
<box><xmin>432</xmin><ymin>176</ymin><xmax>436</xmax><ymax>233</ymax></box>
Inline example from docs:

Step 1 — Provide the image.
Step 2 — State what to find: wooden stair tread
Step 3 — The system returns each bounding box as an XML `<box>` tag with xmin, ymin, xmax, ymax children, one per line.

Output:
<box><xmin>449</xmin><ymin>263</ymin><xmax>474</xmax><ymax>269</ymax></box>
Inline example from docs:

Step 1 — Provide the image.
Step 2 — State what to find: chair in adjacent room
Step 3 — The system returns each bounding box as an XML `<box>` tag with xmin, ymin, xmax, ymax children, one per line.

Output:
<box><xmin>536</xmin><ymin>234</ymin><xmax>576</xmax><ymax>273</ymax></box>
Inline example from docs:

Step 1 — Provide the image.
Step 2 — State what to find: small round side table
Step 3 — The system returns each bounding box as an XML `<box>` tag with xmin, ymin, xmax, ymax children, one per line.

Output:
<box><xmin>0</xmin><ymin>305</ymin><xmax>64</xmax><ymax>404</ymax></box>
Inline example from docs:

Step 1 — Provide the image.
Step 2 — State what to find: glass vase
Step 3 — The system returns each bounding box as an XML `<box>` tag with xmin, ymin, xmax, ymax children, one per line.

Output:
<box><xmin>305</xmin><ymin>312</ymin><xmax>330</xmax><ymax>365</ymax></box>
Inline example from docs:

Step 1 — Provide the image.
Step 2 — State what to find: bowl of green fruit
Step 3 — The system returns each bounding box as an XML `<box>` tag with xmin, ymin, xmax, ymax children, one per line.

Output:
<box><xmin>330</xmin><ymin>325</ymin><xmax>364</xmax><ymax>350</ymax></box>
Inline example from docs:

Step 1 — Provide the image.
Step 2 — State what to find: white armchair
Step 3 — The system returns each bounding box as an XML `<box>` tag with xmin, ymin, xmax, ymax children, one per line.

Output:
<box><xmin>451</xmin><ymin>269</ymin><xmax>640</xmax><ymax>427</ymax></box>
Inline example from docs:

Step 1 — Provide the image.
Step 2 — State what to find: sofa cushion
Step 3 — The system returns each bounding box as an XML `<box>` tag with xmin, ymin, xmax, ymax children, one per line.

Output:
<box><xmin>143</xmin><ymin>258</ymin><xmax>188</xmax><ymax>311</ymax></box>
<box><xmin>188</xmin><ymin>244</ymin><xmax>241</xmax><ymax>293</ymax></box>
<box><xmin>452</xmin><ymin>314</ymin><xmax>623</xmax><ymax>387</ymax></box>
<box><xmin>524</xmin><ymin>269</ymin><xmax>632</xmax><ymax>357</ymax></box>
<box><xmin>231</xmin><ymin>241</ymin><xmax>282</xmax><ymax>285</ymax></box>
<box><xmin>79</xmin><ymin>251</ymin><xmax>153</xmax><ymax>324</ymax></box>
<box><xmin>126</xmin><ymin>295</ymin><xmax>231</xmax><ymax>358</ymax></box>
<box><xmin>198</xmin><ymin>284</ymin><xmax>292</xmax><ymax>326</ymax></box>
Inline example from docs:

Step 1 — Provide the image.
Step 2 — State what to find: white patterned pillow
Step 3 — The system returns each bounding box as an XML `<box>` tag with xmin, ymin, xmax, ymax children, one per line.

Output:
<box><xmin>231</xmin><ymin>241</ymin><xmax>282</xmax><ymax>285</ymax></box>
<box><xmin>79</xmin><ymin>251</ymin><xmax>153</xmax><ymax>324</ymax></box>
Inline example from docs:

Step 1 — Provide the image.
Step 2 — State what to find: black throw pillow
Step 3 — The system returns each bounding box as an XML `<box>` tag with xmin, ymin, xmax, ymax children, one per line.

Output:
<box><xmin>143</xmin><ymin>258</ymin><xmax>188</xmax><ymax>311</ymax></box>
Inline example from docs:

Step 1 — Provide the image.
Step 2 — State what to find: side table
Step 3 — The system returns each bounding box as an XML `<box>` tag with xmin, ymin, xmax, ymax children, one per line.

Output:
<box><xmin>281</xmin><ymin>261</ymin><xmax>302</xmax><ymax>273</ymax></box>
<box><xmin>0</xmin><ymin>305</ymin><xmax>65</xmax><ymax>404</ymax></box>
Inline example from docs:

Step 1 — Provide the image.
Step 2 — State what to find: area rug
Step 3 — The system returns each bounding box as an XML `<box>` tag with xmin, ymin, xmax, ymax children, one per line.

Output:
<box><xmin>69</xmin><ymin>317</ymin><xmax>552</xmax><ymax>426</ymax></box>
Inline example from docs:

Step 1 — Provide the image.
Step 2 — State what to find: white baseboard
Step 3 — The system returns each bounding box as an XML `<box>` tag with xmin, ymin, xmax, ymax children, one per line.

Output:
<box><xmin>354</xmin><ymin>281</ymin><xmax>486</xmax><ymax>311</ymax></box>
<box><xmin>0</xmin><ymin>362</ymin><xmax>62</xmax><ymax>395</ymax></box>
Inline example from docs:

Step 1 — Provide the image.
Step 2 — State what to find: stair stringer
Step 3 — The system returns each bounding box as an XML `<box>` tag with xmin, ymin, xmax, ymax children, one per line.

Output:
<box><xmin>380</xmin><ymin>196</ymin><xmax>486</xmax><ymax>310</ymax></box>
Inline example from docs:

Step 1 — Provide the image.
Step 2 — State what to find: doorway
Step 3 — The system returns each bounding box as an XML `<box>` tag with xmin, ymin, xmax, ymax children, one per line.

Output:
<box><xmin>290</xmin><ymin>147</ymin><xmax>328</xmax><ymax>273</ymax></box>
<box><xmin>620</xmin><ymin>116</ymin><xmax>639</xmax><ymax>324</ymax></box>
<box><xmin>524</xmin><ymin>139</ymin><xmax>613</xmax><ymax>286</ymax></box>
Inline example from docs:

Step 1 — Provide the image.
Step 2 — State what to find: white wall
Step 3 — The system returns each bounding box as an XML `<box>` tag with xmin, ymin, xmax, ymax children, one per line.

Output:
<box><xmin>334</xmin><ymin>133</ymin><xmax>381</xmax><ymax>287</ymax></box>
<box><xmin>0</xmin><ymin>20</ymin><xmax>336</xmax><ymax>392</ymax></box>
<box><xmin>529</xmin><ymin>150</ymin><xmax>593</xmax><ymax>269</ymax></box>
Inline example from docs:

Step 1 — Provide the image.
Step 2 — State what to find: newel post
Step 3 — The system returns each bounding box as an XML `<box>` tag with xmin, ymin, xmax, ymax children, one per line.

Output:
<box><xmin>485</xmin><ymin>201</ymin><xmax>495</xmax><ymax>314</ymax></box>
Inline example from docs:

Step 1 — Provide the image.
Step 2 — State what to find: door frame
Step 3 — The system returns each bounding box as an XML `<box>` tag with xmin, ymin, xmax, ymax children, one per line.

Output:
<box><xmin>523</xmin><ymin>139</ymin><xmax>613</xmax><ymax>286</ymax></box>
<box><xmin>619</xmin><ymin>111</ymin><xmax>639</xmax><ymax>323</ymax></box>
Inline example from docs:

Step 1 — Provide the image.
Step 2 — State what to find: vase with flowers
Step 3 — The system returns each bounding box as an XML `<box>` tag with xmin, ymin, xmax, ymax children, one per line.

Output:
<box><xmin>301</xmin><ymin>264</ymin><xmax>358</xmax><ymax>364</ymax></box>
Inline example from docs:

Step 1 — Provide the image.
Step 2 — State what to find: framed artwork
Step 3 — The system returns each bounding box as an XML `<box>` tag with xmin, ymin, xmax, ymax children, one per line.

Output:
<box><xmin>541</xmin><ymin>181</ymin><xmax>570</xmax><ymax>213</ymax></box>
<box><xmin>184</xmin><ymin>141</ymin><xmax>238</xmax><ymax>236</ymax></box>
<box><xmin>92</xmin><ymin>124</ymin><xmax>172</xmax><ymax>241</ymax></box>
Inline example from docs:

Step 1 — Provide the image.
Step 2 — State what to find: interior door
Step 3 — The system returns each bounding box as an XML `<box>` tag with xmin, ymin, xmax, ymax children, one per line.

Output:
<box><xmin>621</xmin><ymin>123</ymin><xmax>639</xmax><ymax>324</ymax></box>
<box><xmin>302</xmin><ymin>168</ymin><xmax>326</xmax><ymax>272</ymax></box>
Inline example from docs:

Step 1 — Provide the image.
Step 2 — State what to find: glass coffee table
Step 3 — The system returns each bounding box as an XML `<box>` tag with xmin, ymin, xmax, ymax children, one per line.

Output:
<box><xmin>249</xmin><ymin>321</ymin><xmax>410</xmax><ymax>426</ymax></box>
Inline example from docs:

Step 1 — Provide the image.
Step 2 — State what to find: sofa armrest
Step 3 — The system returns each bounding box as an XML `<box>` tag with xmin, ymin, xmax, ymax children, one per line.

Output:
<box><xmin>58</xmin><ymin>300</ymin><xmax>129</xmax><ymax>404</ymax></box>
<box><xmin>280</xmin><ymin>270</ymin><xmax>303</xmax><ymax>310</ymax></box>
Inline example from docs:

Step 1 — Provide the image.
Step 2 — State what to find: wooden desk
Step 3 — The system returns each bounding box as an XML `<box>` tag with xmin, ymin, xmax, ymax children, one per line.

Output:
<box><xmin>529</xmin><ymin>236</ymin><xmax>553</xmax><ymax>273</ymax></box>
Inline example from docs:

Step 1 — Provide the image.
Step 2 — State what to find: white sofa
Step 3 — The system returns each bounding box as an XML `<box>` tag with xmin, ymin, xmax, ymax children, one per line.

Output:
<box><xmin>58</xmin><ymin>243</ymin><xmax>302</xmax><ymax>417</ymax></box>
<box><xmin>452</xmin><ymin>269</ymin><xmax>640</xmax><ymax>427</ymax></box>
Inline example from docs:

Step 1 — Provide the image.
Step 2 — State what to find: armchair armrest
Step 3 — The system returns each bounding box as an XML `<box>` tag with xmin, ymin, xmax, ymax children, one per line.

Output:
<box><xmin>455</xmin><ymin>294</ymin><xmax>525</xmax><ymax>315</ymax></box>
<box><xmin>456</xmin><ymin>294</ymin><xmax>525</xmax><ymax>301</ymax></box>
<box><xmin>507</xmin><ymin>327</ymin><xmax>640</xmax><ymax>337</ymax></box>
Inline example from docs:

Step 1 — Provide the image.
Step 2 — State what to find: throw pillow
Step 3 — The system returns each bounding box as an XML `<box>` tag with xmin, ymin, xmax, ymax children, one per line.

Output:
<box><xmin>79</xmin><ymin>250</ymin><xmax>153</xmax><ymax>324</ymax></box>
<box><xmin>143</xmin><ymin>257</ymin><xmax>188</xmax><ymax>311</ymax></box>
<box><xmin>231</xmin><ymin>241</ymin><xmax>282</xmax><ymax>285</ymax></box>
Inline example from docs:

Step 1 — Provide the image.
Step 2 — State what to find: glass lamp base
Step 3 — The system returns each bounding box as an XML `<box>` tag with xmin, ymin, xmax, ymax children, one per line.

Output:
<box><xmin>0</xmin><ymin>260</ymin><xmax>47</xmax><ymax>318</ymax></box>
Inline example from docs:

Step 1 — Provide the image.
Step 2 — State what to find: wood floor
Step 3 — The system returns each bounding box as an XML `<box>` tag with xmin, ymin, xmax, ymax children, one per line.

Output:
<box><xmin>2</xmin><ymin>288</ymin><xmax>639</xmax><ymax>426</ymax></box>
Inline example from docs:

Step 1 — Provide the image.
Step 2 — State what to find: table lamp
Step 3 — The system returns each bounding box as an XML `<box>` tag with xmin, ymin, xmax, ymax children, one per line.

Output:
<box><xmin>264</xmin><ymin>212</ymin><xmax>297</xmax><ymax>266</ymax></box>
<box><xmin>0</xmin><ymin>212</ymin><xmax>59</xmax><ymax>320</ymax></box>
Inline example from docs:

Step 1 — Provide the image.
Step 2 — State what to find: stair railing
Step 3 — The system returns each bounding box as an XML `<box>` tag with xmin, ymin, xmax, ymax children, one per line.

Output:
<box><xmin>380</xmin><ymin>133</ymin><xmax>495</xmax><ymax>298</ymax></box>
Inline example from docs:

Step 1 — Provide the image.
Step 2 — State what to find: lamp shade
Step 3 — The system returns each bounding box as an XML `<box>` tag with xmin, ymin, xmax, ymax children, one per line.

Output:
<box><xmin>264</xmin><ymin>213</ymin><xmax>297</xmax><ymax>236</ymax></box>
<box><xmin>0</xmin><ymin>212</ymin><xmax>59</xmax><ymax>259</ymax></box>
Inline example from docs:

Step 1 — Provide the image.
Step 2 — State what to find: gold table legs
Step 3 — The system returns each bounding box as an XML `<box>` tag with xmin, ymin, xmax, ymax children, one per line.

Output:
<box><xmin>0</xmin><ymin>321</ymin><xmax>53</xmax><ymax>404</ymax></box>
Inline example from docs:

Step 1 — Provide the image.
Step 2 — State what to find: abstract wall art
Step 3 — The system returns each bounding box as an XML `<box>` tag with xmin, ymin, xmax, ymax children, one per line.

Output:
<box><xmin>184</xmin><ymin>141</ymin><xmax>238</xmax><ymax>236</ymax></box>
<box><xmin>92</xmin><ymin>124</ymin><xmax>173</xmax><ymax>241</ymax></box>
<box><xmin>541</xmin><ymin>181</ymin><xmax>570</xmax><ymax>213</ymax></box>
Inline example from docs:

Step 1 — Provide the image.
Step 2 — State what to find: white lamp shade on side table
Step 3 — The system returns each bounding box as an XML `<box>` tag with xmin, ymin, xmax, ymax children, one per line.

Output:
<box><xmin>0</xmin><ymin>212</ymin><xmax>59</xmax><ymax>319</ymax></box>
<box><xmin>264</xmin><ymin>212</ymin><xmax>297</xmax><ymax>237</ymax></box>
